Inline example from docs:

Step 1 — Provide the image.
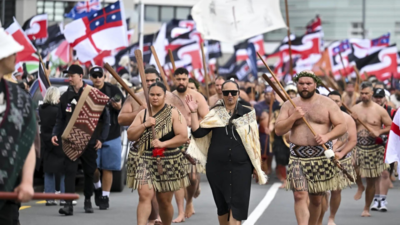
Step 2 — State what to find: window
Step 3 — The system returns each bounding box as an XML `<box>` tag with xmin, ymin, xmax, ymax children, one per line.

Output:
<box><xmin>144</xmin><ymin>5</ymin><xmax>191</xmax><ymax>22</ymax></box>
<box><xmin>350</xmin><ymin>22</ymin><xmax>364</xmax><ymax>37</ymax></box>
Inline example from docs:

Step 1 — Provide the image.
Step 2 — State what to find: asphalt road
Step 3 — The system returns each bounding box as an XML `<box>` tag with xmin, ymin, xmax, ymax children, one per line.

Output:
<box><xmin>20</xmin><ymin>175</ymin><xmax>400</xmax><ymax>225</ymax></box>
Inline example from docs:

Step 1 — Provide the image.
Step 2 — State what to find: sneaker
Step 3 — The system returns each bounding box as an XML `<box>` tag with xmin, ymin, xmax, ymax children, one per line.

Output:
<box><xmin>98</xmin><ymin>196</ymin><xmax>109</xmax><ymax>210</ymax></box>
<box><xmin>72</xmin><ymin>200</ymin><xmax>77</xmax><ymax>206</ymax></box>
<box><xmin>60</xmin><ymin>200</ymin><xmax>66</xmax><ymax>206</ymax></box>
<box><xmin>84</xmin><ymin>199</ymin><xmax>94</xmax><ymax>213</ymax></box>
<box><xmin>371</xmin><ymin>198</ymin><xmax>380</xmax><ymax>211</ymax></box>
<box><xmin>380</xmin><ymin>199</ymin><xmax>388</xmax><ymax>212</ymax></box>
<box><xmin>46</xmin><ymin>200</ymin><xmax>57</xmax><ymax>206</ymax></box>
<box><xmin>94</xmin><ymin>188</ymin><xmax>102</xmax><ymax>206</ymax></box>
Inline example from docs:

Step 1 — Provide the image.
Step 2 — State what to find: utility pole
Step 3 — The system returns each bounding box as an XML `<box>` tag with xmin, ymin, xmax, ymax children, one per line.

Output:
<box><xmin>1</xmin><ymin>0</ymin><xmax>5</xmax><ymax>26</ymax></box>
<box><xmin>362</xmin><ymin>0</ymin><xmax>366</xmax><ymax>38</ymax></box>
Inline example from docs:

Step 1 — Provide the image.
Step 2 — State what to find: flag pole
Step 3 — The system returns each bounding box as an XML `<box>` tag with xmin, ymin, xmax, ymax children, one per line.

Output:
<box><xmin>138</xmin><ymin>0</ymin><xmax>144</xmax><ymax>53</ymax></box>
<box><xmin>284</xmin><ymin>0</ymin><xmax>293</xmax><ymax>76</ymax></box>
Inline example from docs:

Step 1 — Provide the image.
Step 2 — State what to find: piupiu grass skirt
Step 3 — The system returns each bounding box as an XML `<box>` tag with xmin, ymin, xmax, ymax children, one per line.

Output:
<box><xmin>354</xmin><ymin>143</ymin><xmax>388</xmax><ymax>178</ymax></box>
<box><xmin>286</xmin><ymin>144</ymin><xmax>340</xmax><ymax>194</ymax></box>
<box><xmin>334</xmin><ymin>151</ymin><xmax>356</xmax><ymax>190</ymax></box>
<box><xmin>126</xmin><ymin>145</ymin><xmax>190</xmax><ymax>192</ymax></box>
<box><xmin>181</xmin><ymin>143</ymin><xmax>205</xmax><ymax>175</ymax></box>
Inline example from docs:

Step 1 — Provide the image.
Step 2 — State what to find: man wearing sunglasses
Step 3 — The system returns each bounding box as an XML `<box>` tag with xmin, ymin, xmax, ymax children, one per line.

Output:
<box><xmin>89</xmin><ymin>66</ymin><xmax>125</xmax><ymax>210</ymax></box>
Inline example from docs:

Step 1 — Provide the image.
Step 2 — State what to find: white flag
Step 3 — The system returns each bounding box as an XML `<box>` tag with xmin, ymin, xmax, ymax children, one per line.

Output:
<box><xmin>385</xmin><ymin>110</ymin><xmax>400</xmax><ymax>180</ymax></box>
<box><xmin>191</xmin><ymin>0</ymin><xmax>287</xmax><ymax>43</ymax></box>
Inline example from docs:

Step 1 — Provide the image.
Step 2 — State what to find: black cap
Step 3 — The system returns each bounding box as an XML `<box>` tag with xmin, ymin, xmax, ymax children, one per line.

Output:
<box><xmin>89</xmin><ymin>66</ymin><xmax>103</xmax><ymax>76</ymax></box>
<box><xmin>373</xmin><ymin>88</ymin><xmax>385</xmax><ymax>98</ymax></box>
<box><xmin>66</xmin><ymin>64</ymin><xmax>83</xmax><ymax>76</ymax></box>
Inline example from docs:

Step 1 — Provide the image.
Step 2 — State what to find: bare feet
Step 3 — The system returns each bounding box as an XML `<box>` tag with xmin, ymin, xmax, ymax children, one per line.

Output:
<box><xmin>172</xmin><ymin>215</ymin><xmax>185</xmax><ymax>223</ymax></box>
<box><xmin>154</xmin><ymin>218</ymin><xmax>163</xmax><ymax>225</ymax></box>
<box><xmin>279</xmin><ymin>180</ymin><xmax>287</xmax><ymax>189</ymax></box>
<box><xmin>327</xmin><ymin>218</ymin><xmax>336</xmax><ymax>225</ymax></box>
<box><xmin>194</xmin><ymin>186</ymin><xmax>201</xmax><ymax>199</ymax></box>
<box><xmin>361</xmin><ymin>210</ymin><xmax>370</xmax><ymax>217</ymax></box>
<box><xmin>185</xmin><ymin>202</ymin><xmax>195</xmax><ymax>218</ymax></box>
<box><xmin>354</xmin><ymin>186</ymin><xmax>365</xmax><ymax>200</ymax></box>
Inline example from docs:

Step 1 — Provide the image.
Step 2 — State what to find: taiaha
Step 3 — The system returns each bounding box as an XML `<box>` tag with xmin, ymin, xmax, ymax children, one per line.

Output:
<box><xmin>262</xmin><ymin>74</ymin><xmax>287</xmax><ymax>101</ymax></box>
<box><xmin>319</xmin><ymin>82</ymin><xmax>374</xmax><ymax>134</ymax></box>
<box><xmin>284</xmin><ymin>0</ymin><xmax>293</xmax><ymax>76</ymax></box>
<box><xmin>200</xmin><ymin>43</ymin><xmax>211</xmax><ymax>105</ymax></box>
<box><xmin>257</xmin><ymin>52</ymin><xmax>355</xmax><ymax>182</ymax></box>
<box><xmin>338</xmin><ymin>52</ymin><xmax>348</xmax><ymax>75</ymax></box>
<box><xmin>134</xmin><ymin>49</ymin><xmax>162</xmax><ymax>175</ymax></box>
<box><xmin>150</xmin><ymin>46</ymin><xmax>171</xmax><ymax>91</ymax></box>
<box><xmin>168</xmin><ymin>49</ymin><xmax>176</xmax><ymax>72</ymax></box>
<box><xmin>104</xmin><ymin>63</ymin><xmax>144</xmax><ymax>106</ymax></box>
<box><xmin>353</xmin><ymin>65</ymin><xmax>361</xmax><ymax>92</ymax></box>
<box><xmin>0</xmin><ymin>192</ymin><xmax>79</xmax><ymax>200</ymax></box>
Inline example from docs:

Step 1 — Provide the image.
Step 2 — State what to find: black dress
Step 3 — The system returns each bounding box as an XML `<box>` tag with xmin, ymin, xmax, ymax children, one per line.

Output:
<box><xmin>191</xmin><ymin>104</ymin><xmax>253</xmax><ymax>221</ymax></box>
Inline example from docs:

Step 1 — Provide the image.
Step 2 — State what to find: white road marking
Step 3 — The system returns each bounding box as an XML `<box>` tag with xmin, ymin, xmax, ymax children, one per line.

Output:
<box><xmin>243</xmin><ymin>182</ymin><xmax>281</xmax><ymax>225</ymax></box>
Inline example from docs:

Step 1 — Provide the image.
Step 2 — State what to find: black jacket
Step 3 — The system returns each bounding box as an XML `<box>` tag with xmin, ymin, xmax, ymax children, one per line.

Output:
<box><xmin>52</xmin><ymin>82</ymin><xmax>110</xmax><ymax>145</ymax></box>
<box><xmin>39</xmin><ymin>103</ymin><xmax>65</xmax><ymax>173</ymax></box>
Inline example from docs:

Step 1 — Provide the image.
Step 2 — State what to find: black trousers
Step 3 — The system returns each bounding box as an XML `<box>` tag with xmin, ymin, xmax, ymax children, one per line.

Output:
<box><xmin>64</xmin><ymin>145</ymin><xmax>97</xmax><ymax>199</ymax></box>
<box><xmin>0</xmin><ymin>201</ymin><xmax>20</xmax><ymax>225</ymax></box>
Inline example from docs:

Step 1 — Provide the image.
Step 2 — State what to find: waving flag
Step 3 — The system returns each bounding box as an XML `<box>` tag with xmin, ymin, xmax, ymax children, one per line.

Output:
<box><xmin>38</xmin><ymin>62</ymin><xmax>50</xmax><ymax>97</ymax></box>
<box><xmin>306</xmin><ymin>15</ymin><xmax>322</xmax><ymax>34</ymax></box>
<box><xmin>385</xmin><ymin>109</ymin><xmax>400</xmax><ymax>180</ymax></box>
<box><xmin>22</xmin><ymin>14</ymin><xmax>48</xmax><ymax>40</ymax></box>
<box><xmin>65</xmin><ymin>0</ymin><xmax>101</xmax><ymax>20</ymax></box>
<box><xmin>5</xmin><ymin>18</ymin><xmax>39</xmax><ymax>71</ymax></box>
<box><xmin>355</xmin><ymin>44</ymin><xmax>398</xmax><ymax>81</ymax></box>
<box><xmin>64</xmin><ymin>1</ymin><xmax>128</xmax><ymax>63</ymax></box>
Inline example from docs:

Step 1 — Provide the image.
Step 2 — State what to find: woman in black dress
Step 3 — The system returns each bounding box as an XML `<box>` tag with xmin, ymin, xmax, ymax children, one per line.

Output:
<box><xmin>186</xmin><ymin>80</ymin><xmax>267</xmax><ymax>224</ymax></box>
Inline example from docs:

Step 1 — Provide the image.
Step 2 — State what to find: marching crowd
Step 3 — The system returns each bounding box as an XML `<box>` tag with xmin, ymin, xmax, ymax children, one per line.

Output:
<box><xmin>0</xmin><ymin>25</ymin><xmax>399</xmax><ymax>225</ymax></box>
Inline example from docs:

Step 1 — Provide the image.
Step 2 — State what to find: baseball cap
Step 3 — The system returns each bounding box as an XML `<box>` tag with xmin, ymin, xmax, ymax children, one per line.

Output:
<box><xmin>89</xmin><ymin>66</ymin><xmax>104</xmax><ymax>76</ymax></box>
<box><xmin>373</xmin><ymin>88</ymin><xmax>385</xmax><ymax>98</ymax></box>
<box><xmin>65</xmin><ymin>64</ymin><xmax>83</xmax><ymax>76</ymax></box>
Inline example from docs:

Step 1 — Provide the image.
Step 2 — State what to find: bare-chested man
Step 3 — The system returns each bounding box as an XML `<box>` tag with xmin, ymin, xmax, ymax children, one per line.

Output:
<box><xmin>275</xmin><ymin>71</ymin><xmax>346</xmax><ymax>225</ymax></box>
<box><xmin>119</xmin><ymin>68</ymin><xmax>189</xmax><ymax>225</ymax></box>
<box><xmin>319</xmin><ymin>91</ymin><xmax>357</xmax><ymax>225</ymax></box>
<box><xmin>342</xmin><ymin>81</ymin><xmax>360</xmax><ymax>107</ymax></box>
<box><xmin>208</xmin><ymin>76</ymin><xmax>225</xmax><ymax>107</ymax></box>
<box><xmin>350</xmin><ymin>81</ymin><xmax>392</xmax><ymax>217</ymax></box>
<box><xmin>172</xmin><ymin>67</ymin><xmax>209</xmax><ymax>221</ymax></box>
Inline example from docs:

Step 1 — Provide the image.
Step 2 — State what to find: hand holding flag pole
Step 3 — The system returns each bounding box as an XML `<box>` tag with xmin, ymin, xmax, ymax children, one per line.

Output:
<box><xmin>257</xmin><ymin>52</ymin><xmax>355</xmax><ymax>182</ymax></box>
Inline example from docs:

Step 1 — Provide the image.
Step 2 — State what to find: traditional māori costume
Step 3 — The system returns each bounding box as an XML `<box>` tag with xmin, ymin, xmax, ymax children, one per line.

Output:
<box><xmin>354</xmin><ymin>136</ymin><xmax>387</xmax><ymax>178</ymax></box>
<box><xmin>126</xmin><ymin>104</ymin><xmax>190</xmax><ymax>192</ymax></box>
<box><xmin>286</xmin><ymin>141</ymin><xmax>341</xmax><ymax>194</ymax></box>
<box><xmin>187</xmin><ymin>101</ymin><xmax>267</xmax><ymax>220</ymax></box>
<box><xmin>334</xmin><ymin>151</ymin><xmax>356</xmax><ymax>190</ymax></box>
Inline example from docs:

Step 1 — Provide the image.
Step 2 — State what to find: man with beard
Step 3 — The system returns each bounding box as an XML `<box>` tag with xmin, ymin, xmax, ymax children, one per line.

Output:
<box><xmin>318</xmin><ymin>91</ymin><xmax>357</xmax><ymax>225</ymax></box>
<box><xmin>172</xmin><ymin>67</ymin><xmax>209</xmax><ymax>220</ymax></box>
<box><xmin>368</xmin><ymin>88</ymin><xmax>396</xmax><ymax>212</ymax></box>
<box><xmin>209</xmin><ymin>76</ymin><xmax>225</xmax><ymax>107</ymax></box>
<box><xmin>275</xmin><ymin>70</ymin><xmax>346</xmax><ymax>225</ymax></box>
<box><xmin>350</xmin><ymin>82</ymin><xmax>392</xmax><ymax>217</ymax></box>
<box><xmin>342</xmin><ymin>81</ymin><xmax>360</xmax><ymax>107</ymax></box>
<box><xmin>119</xmin><ymin>67</ymin><xmax>189</xmax><ymax>225</ymax></box>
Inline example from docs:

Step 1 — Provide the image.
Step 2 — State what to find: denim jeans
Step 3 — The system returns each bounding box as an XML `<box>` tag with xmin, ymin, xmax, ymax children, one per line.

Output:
<box><xmin>44</xmin><ymin>173</ymin><xmax>65</xmax><ymax>193</ymax></box>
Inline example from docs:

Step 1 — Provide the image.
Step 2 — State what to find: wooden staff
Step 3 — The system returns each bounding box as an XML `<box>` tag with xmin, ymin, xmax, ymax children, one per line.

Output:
<box><xmin>363</xmin><ymin>71</ymin><xmax>369</xmax><ymax>81</ymax></box>
<box><xmin>150</xmin><ymin>46</ymin><xmax>170</xmax><ymax>91</ymax></box>
<box><xmin>328</xmin><ymin>71</ymin><xmax>340</xmax><ymax>91</ymax></box>
<box><xmin>38</xmin><ymin>54</ymin><xmax>51</xmax><ymax>86</ymax></box>
<box><xmin>168</xmin><ymin>49</ymin><xmax>176</xmax><ymax>72</ymax></box>
<box><xmin>0</xmin><ymin>192</ymin><xmax>79</xmax><ymax>200</ymax></box>
<box><xmin>258</xmin><ymin>53</ymin><xmax>355</xmax><ymax>182</ymax></box>
<box><xmin>200</xmin><ymin>43</ymin><xmax>210</xmax><ymax>105</ymax></box>
<box><xmin>319</xmin><ymin>82</ymin><xmax>373</xmax><ymax>134</ymax></box>
<box><xmin>338</xmin><ymin>52</ymin><xmax>348</xmax><ymax>75</ymax></box>
<box><xmin>268</xmin><ymin>91</ymin><xmax>274</xmax><ymax>154</ymax></box>
<box><xmin>104</xmin><ymin>63</ymin><xmax>144</xmax><ymax>106</ymax></box>
<box><xmin>262</xmin><ymin>74</ymin><xmax>287</xmax><ymax>101</ymax></box>
<box><xmin>134</xmin><ymin>49</ymin><xmax>161</xmax><ymax>174</ymax></box>
<box><xmin>284</xmin><ymin>0</ymin><xmax>293</xmax><ymax>76</ymax></box>
<box><xmin>353</xmin><ymin>65</ymin><xmax>361</xmax><ymax>92</ymax></box>
<box><xmin>319</xmin><ymin>66</ymin><xmax>335</xmax><ymax>90</ymax></box>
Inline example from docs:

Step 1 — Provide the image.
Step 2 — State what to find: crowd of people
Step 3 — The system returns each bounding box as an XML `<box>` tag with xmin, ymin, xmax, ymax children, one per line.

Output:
<box><xmin>0</xmin><ymin>25</ymin><xmax>399</xmax><ymax>225</ymax></box>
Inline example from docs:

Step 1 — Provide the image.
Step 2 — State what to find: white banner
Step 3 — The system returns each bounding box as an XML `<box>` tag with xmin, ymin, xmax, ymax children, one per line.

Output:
<box><xmin>191</xmin><ymin>0</ymin><xmax>287</xmax><ymax>43</ymax></box>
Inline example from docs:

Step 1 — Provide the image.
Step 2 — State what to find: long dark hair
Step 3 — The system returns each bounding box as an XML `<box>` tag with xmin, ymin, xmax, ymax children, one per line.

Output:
<box><xmin>149</xmin><ymin>81</ymin><xmax>167</xmax><ymax>93</ymax></box>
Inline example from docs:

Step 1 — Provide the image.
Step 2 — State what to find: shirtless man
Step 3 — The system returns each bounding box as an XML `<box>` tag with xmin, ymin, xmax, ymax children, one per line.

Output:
<box><xmin>172</xmin><ymin>67</ymin><xmax>209</xmax><ymax>221</ymax></box>
<box><xmin>209</xmin><ymin>76</ymin><xmax>225</xmax><ymax>107</ymax></box>
<box><xmin>118</xmin><ymin>68</ymin><xmax>189</xmax><ymax>225</ymax></box>
<box><xmin>275</xmin><ymin>70</ymin><xmax>346</xmax><ymax>225</ymax></box>
<box><xmin>320</xmin><ymin>91</ymin><xmax>357</xmax><ymax>225</ymax></box>
<box><xmin>350</xmin><ymin>82</ymin><xmax>392</xmax><ymax>217</ymax></box>
<box><xmin>342</xmin><ymin>81</ymin><xmax>360</xmax><ymax>107</ymax></box>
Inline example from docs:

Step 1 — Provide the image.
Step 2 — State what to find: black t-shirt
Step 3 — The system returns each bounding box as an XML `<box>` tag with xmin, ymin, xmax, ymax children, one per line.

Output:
<box><xmin>99</xmin><ymin>82</ymin><xmax>125</xmax><ymax>141</ymax></box>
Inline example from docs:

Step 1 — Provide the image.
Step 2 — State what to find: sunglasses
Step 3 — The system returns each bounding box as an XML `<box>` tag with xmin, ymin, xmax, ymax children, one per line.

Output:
<box><xmin>92</xmin><ymin>74</ymin><xmax>104</xmax><ymax>79</ymax></box>
<box><xmin>222</xmin><ymin>90</ymin><xmax>239</xmax><ymax>96</ymax></box>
